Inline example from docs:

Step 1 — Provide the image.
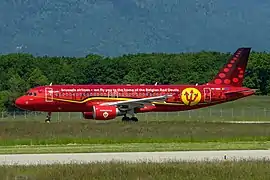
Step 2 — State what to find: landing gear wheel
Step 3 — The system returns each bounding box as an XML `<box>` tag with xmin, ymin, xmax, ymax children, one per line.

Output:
<box><xmin>130</xmin><ymin>117</ymin><xmax>138</xmax><ymax>122</ymax></box>
<box><xmin>122</xmin><ymin>116</ymin><xmax>130</xmax><ymax>122</ymax></box>
<box><xmin>45</xmin><ymin>112</ymin><xmax>52</xmax><ymax>123</ymax></box>
<box><xmin>45</xmin><ymin>118</ymin><xmax>51</xmax><ymax>123</ymax></box>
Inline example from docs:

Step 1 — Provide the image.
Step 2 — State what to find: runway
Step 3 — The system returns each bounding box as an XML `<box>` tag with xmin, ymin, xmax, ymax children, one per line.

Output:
<box><xmin>0</xmin><ymin>150</ymin><xmax>270</xmax><ymax>165</ymax></box>
<box><xmin>222</xmin><ymin>121</ymin><xmax>270</xmax><ymax>124</ymax></box>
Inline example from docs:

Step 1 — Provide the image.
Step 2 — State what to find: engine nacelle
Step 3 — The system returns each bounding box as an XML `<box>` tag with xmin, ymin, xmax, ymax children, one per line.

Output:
<box><xmin>93</xmin><ymin>105</ymin><xmax>122</xmax><ymax>120</ymax></box>
<box><xmin>83</xmin><ymin>106</ymin><xmax>122</xmax><ymax>120</ymax></box>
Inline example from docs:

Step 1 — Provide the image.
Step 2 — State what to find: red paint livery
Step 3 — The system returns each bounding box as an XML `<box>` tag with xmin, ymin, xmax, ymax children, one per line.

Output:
<box><xmin>15</xmin><ymin>48</ymin><xmax>255</xmax><ymax>122</ymax></box>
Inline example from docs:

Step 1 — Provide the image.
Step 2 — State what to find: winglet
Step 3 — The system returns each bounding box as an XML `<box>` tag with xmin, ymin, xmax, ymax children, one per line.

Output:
<box><xmin>208</xmin><ymin>47</ymin><xmax>251</xmax><ymax>87</ymax></box>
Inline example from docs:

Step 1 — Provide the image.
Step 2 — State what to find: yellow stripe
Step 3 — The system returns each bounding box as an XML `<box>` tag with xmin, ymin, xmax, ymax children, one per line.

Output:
<box><xmin>37</xmin><ymin>96</ymin><xmax>209</xmax><ymax>106</ymax></box>
<box><xmin>153</xmin><ymin>102</ymin><xmax>208</xmax><ymax>106</ymax></box>
<box><xmin>38</xmin><ymin>96</ymin><xmax>133</xmax><ymax>104</ymax></box>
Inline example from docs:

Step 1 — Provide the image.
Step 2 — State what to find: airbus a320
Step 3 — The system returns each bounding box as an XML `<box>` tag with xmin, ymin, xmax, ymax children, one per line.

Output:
<box><xmin>15</xmin><ymin>47</ymin><xmax>255</xmax><ymax>123</ymax></box>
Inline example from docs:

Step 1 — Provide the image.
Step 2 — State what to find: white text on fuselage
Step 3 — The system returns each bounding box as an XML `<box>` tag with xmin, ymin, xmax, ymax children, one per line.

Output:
<box><xmin>60</xmin><ymin>88</ymin><xmax>179</xmax><ymax>93</ymax></box>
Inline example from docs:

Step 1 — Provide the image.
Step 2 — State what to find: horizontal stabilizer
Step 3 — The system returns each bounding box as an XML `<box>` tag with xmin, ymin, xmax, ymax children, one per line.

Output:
<box><xmin>224</xmin><ymin>89</ymin><xmax>257</xmax><ymax>95</ymax></box>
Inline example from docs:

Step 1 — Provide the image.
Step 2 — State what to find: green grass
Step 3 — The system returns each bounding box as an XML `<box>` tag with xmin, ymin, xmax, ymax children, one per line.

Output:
<box><xmin>0</xmin><ymin>121</ymin><xmax>270</xmax><ymax>146</ymax></box>
<box><xmin>0</xmin><ymin>141</ymin><xmax>270</xmax><ymax>154</ymax></box>
<box><xmin>1</xmin><ymin>160</ymin><xmax>270</xmax><ymax>180</ymax></box>
<box><xmin>0</xmin><ymin>95</ymin><xmax>268</xmax><ymax>151</ymax></box>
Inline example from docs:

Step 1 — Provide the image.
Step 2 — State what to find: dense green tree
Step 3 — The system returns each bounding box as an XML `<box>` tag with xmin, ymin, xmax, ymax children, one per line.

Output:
<box><xmin>0</xmin><ymin>50</ymin><xmax>270</xmax><ymax>111</ymax></box>
<box><xmin>27</xmin><ymin>68</ymin><xmax>49</xmax><ymax>88</ymax></box>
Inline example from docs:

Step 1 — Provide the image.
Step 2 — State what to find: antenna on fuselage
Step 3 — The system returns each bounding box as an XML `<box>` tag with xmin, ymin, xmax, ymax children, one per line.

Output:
<box><xmin>49</xmin><ymin>82</ymin><xmax>52</xmax><ymax>86</ymax></box>
<box><xmin>195</xmin><ymin>83</ymin><xmax>198</xmax><ymax>86</ymax></box>
<box><xmin>154</xmin><ymin>82</ymin><xmax>158</xmax><ymax>85</ymax></box>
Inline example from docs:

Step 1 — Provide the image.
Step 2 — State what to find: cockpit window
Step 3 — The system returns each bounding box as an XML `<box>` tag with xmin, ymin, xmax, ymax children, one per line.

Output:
<box><xmin>26</xmin><ymin>92</ymin><xmax>37</xmax><ymax>96</ymax></box>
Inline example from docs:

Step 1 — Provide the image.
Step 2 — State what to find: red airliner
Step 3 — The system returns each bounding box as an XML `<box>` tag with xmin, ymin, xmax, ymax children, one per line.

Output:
<box><xmin>15</xmin><ymin>47</ymin><xmax>255</xmax><ymax>123</ymax></box>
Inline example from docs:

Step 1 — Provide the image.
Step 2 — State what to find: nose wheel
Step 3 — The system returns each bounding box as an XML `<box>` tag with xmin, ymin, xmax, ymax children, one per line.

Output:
<box><xmin>45</xmin><ymin>112</ymin><xmax>51</xmax><ymax>123</ymax></box>
<box><xmin>45</xmin><ymin>118</ymin><xmax>50</xmax><ymax>123</ymax></box>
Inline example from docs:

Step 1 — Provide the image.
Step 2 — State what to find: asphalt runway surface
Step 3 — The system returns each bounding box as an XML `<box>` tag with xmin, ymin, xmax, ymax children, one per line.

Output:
<box><xmin>0</xmin><ymin>150</ymin><xmax>270</xmax><ymax>165</ymax></box>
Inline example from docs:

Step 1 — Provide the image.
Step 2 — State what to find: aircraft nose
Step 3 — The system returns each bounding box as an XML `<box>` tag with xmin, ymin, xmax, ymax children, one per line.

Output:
<box><xmin>15</xmin><ymin>97</ymin><xmax>28</xmax><ymax>109</ymax></box>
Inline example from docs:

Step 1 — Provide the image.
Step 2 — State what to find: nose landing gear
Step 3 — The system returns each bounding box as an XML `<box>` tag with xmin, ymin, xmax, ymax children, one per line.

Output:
<box><xmin>45</xmin><ymin>112</ymin><xmax>51</xmax><ymax>123</ymax></box>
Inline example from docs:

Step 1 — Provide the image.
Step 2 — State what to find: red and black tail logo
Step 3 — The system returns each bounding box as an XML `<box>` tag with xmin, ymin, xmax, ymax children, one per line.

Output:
<box><xmin>208</xmin><ymin>47</ymin><xmax>251</xmax><ymax>87</ymax></box>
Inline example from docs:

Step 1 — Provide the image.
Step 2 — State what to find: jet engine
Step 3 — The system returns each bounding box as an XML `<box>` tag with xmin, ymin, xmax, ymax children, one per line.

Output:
<box><xmin>83</xmin><ymin>105</ymin><xmax>123</xmax><ymax>120</ymax></box>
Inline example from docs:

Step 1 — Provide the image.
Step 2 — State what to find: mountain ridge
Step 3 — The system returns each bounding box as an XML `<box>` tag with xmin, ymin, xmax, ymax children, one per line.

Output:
<box><xmin>0</xmin><ymin>0</ymin><xmax>270</xmax><ymax>57</ymax></box>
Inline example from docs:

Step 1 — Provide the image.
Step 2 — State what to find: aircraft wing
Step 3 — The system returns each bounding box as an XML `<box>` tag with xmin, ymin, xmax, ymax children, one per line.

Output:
<box><xmin>99</xmin><ymin>94</ymin><xmax>173</xmax><ymax>107</ymax></box>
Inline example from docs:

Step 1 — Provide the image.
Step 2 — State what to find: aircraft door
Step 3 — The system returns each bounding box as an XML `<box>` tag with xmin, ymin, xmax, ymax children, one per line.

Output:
<box><xmin>45</xmin><ymin>88</ymin><xmax>53</xmax><ymax>102</ymax></box>
<box><xmin>203</xmin><ymin>88</ymin><xmax>211</xmax><ymax>102</ymax></box>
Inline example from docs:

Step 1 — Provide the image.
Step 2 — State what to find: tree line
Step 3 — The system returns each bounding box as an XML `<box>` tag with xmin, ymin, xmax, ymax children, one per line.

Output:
<box><xmin>0</xmin><ymin>51</ymin><xmax>269</xmax><ymax>111</ymax></box>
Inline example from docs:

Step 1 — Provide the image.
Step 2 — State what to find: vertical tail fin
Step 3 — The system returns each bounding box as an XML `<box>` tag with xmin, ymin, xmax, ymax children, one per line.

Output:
<box><xmin>208</xmin><ymin>47</ymin><xmax>251</xmax><ymax>87</ymax></box>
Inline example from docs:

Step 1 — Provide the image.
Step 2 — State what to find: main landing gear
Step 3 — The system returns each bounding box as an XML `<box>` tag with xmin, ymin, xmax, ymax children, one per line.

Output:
<box><xmin>121</xmin><ymin>115</ymin><xmax>138</xmax><ymax>122</ymax></box>
<box><xmin>45</xmin><ymin>112</ymin><xmax>51</xmax><ymax>123</ymax></box>
<box><xmin>121</xmin><ymin>108</ymin><xmax>139</xmax><ymax>122</ymax></box>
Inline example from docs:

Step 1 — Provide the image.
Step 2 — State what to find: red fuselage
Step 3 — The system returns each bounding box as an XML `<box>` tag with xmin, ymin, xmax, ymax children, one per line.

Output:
<box><xmin>14</xmin><ymin>47</ymin><xmax>255</xmax><ymax>122</ymax></box>
<box><xmin>15</xmin><ymin>84</ymin><xmax>254</xmax><ymax>113</ymax></box>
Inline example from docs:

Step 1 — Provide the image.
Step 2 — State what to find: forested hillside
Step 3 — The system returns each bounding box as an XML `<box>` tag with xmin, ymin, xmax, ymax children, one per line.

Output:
<box><xmin>1</xmin><ymin>0</ymin><xmax>270</xmax><ymax>56</ymax></box>
<box><xmin>0</xmin><ymin>51</ymin><xmax>269</xmax><ymax>111</ymax></box>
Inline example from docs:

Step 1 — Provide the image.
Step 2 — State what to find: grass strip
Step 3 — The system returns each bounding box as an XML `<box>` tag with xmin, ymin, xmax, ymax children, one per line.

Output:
<box><xmin>1</xmin><ymin>160</ymin><xmax>270</xmax><ymax>180</ymax></box>
<box><xmin>1</xmin><ymin>136</ymin><xmax>270</xmax><ymax>146</ymax></box>
<box><xmin>0</xmin><ymin>141</ymin><xmax>270</xmax><ymax>154</ymax></box>
<box><xmin>1</xmin><ymin>121</ymin><xmax>270</xmax><ymax>146</ymax></box>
